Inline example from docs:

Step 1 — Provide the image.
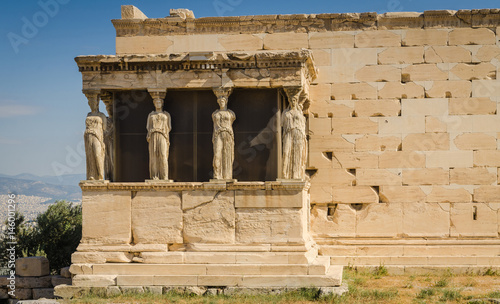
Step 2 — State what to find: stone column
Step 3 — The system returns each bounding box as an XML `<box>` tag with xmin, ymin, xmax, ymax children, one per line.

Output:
<box><xmin>211</xmin><ymin>87</ymin><xmax>236</xmax><ymax>181</ymax></box>
<box><xmin>281</xmin><ymin>86</ymin><xmax>307</xmax><ymax>180</ymax></box>
<box><xmin>146</xmin><ymin>89</ymin><xmax>172</xmax><ymax>181</ymax></box>
<box><xmin>83</xmin><ymin>89</ymin><xmax>107</xmax><ymax>181</ymax></box>
<box><xmin>100</xmin><ymin>92</ymin><xmax>114</xmax><ymax>181</ymax></box>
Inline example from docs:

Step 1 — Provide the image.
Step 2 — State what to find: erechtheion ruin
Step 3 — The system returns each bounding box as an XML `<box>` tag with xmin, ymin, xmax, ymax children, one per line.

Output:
<box><xmin>61</xmin><ymin>5</ymin><xmax>500</xmax><ymax>294</ymax></box>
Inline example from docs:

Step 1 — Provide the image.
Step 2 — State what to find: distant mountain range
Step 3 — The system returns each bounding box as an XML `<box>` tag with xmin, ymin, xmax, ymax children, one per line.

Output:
<box><xmin>0</xmin><ymin>173</ymin><xmax>84</xmax><ymax>202</ymax></box>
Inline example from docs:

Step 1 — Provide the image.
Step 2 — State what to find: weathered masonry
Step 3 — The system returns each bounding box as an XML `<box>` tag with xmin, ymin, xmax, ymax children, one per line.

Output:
<box><xmin>64</xmin><ymin>6</ymin><xmax>500</xmax><ymax>293</ymax></box>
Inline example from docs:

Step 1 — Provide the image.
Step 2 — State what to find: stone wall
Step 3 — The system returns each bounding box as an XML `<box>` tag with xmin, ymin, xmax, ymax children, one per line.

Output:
<box><xmin>113</xmin><ymin>9</ymin><xmax>500</xmax><ymax>245</ymax></box>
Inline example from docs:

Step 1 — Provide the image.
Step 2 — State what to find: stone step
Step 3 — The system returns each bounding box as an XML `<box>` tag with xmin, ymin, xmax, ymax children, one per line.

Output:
<box><xmin>75</xmin><ymin>262</ymin><xmax>330</xmax><ymax>276</ymax></box>
<box><xmin>73</xmin><ymin>266</ymin><xmax>343</xmax><ymax>288</ymax></box>
<box><xmin>72</xmin><ymin>248</ymin><xmax>319</xmax><ymax>265</ymax></box>
<box><xmin>320</xmin><ymin>244</ymin><xmax>500</xmax><ymax>257</ymax></box>
<box><xmin>329</xmin><ymin>255</ymin><xmax>500</xmax><ymax>266</ymax></box>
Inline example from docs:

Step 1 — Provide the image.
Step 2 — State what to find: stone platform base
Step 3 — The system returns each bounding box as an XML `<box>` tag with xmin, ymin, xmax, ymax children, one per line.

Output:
<box><xmin>54</xmin><ymin>283</ymin><xmax>348</xmax><ymax>299</ymax></box>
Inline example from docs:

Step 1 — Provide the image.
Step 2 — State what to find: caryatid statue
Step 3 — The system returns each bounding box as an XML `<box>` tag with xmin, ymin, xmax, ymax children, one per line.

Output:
<box><xmin>101</xmin><ymin>92</ymin><xmax>114</xmax><ymax>181</ymax></box>
<box><xmin>212</xmin><ymin>87</ymin><xmax>235</xmax><ymax>180</ymax></box>
<box><xmin>84</xmin><ymin>90</ymin><xmax>107</xmax><ymax>180</ymax></box>
<box><xmin>282</xmin><ymin>87</ymin><xmax>307</xmax><ymax>180</ymax></box>
<box><xmin>146</xmin><ymin>89</ymin><xmax>171</xmax><ymax>180</ymax></box>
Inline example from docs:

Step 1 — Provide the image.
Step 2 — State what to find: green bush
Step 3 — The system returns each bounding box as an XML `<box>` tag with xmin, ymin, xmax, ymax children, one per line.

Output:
<box><xmin>35</xmin><ymin>201</ymin><xmax>82</xmax><ymax>272</ymax></box>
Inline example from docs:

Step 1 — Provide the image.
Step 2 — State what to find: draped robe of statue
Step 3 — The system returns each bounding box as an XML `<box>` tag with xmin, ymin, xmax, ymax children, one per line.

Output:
<box><xmin>282</xmin><ymin>105</ymin><xmax>307</xmax><ymax>180</ymax></box>
<box><xmin>146</xmin><ymin>110</ymin><xmax>171</xmax><ymax>180</ymax></box>
<box><xmin>212</xmin><ymin>108</ymin><xmax>236</xmax><ymax>180</ymax></box>
<box><xmin>84</xmin><ymin>111</ymin><xmax>107</xmax><ymax>180</ymax></box>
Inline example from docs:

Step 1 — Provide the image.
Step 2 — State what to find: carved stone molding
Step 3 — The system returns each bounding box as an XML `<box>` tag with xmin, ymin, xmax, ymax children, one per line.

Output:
<box><xmin>79</xmin><ymin>181</ymin><xmax>308</xmax><ymax>191</ymax></box>
<box><xmin>100</xmin><ymin>91</ymin><xmax>114</xmax><ymax>119</ymax></box>
<box><xmin>147</xmin><ymin>88</ymin><xmax>167</xmax><ymax>101</ymax></box>
<box><xmin>82</xmin><ymin>89</ymin><xmax>100</xmax><ymax>110</ymax></box>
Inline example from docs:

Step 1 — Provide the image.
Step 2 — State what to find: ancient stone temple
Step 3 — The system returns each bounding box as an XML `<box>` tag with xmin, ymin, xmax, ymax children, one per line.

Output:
<box><xmin>64</xmin><ymin>5</ymin><xmax>500</xmax><ymax>293</ymax></box>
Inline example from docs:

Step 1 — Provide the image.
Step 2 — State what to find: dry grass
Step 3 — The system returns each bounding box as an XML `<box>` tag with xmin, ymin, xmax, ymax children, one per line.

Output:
<box><xmin>64</xmin><ymin>268</ymin><xmax>500</xmax><ymax>304</ymax></box>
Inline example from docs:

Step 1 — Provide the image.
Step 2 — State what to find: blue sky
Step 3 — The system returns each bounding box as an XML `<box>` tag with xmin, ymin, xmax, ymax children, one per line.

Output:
<box><xmin>0</xmin><ymin>0</ymin><xmax>499</xmax><ymax>177</ymax></box>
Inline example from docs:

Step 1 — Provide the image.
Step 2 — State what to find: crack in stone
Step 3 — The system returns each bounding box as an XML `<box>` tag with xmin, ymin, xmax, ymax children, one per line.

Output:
<box><xmin>183</xmin><ymin>191</ymin><xmax>222</xmax><ymax>212</ymax></box>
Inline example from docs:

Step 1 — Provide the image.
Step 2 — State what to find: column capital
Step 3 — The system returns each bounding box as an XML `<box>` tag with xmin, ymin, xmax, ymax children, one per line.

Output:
<box><xmin>212</xmin><ymin>86</ymin><xmax>233</xmax><ymax>100</ymax></box>
<box><xmin>148</xmin><ymin>88</ymin><xmax>167</xmax><ymax>101</ymax></box>
<box><xmin>100</xmin><ymin>91</ymin><xmax>114</xmax><ymax>119</ymax></box>
<box><xmin>283</xmin><ymin>86</ymin><xmax>304</xmax><ymax>107</ymax></box>
<box><xmin>82</xmin><ymin>89</ymin><xmax>100</xmax><ymax>101</ymax></box>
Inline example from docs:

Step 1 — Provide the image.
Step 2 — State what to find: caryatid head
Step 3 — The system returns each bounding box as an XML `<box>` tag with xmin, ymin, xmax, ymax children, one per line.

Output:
<box><xmin>84</xmin><ymin>91</ymin><xmax>100</xmax><ymax>113</ymax></box>
<box><xmin>153</xmin><ymin>98</ymin><xmax>164</xmax><ymax>112</ymax></box>
<box><xmin>213</xmin><ymin>87</ymin><xmax>233</xmax><ymax>111</ymax></box>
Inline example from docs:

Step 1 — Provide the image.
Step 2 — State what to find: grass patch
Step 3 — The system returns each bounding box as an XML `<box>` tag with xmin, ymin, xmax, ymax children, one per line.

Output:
<box><xmin>487</xmin><ymin>290</ymin><xmax>500</xmax><ymax>298</ymax></box>
<box><xmin>439</xmin><ymin>288</ymin><xmax>462</xmax><ymax>302</ymax></box>
<box><xmin>416</xmin><ymin>288</ymin><xmax>436</xmax><ymax>299</ymax></box>
<box><xmin>434</xmin><ymin>277</ymin><xmax>449</xmax><ymax>287</ymax></box>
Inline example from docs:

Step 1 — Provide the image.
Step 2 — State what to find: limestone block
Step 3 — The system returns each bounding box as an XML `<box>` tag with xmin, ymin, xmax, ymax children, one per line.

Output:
<box><xmin>154</xmin><ymin>275</ymin><xmax>197</xmax><ymax>286</ymax></box>
<box><xmin>331</xmin><ymin>83</ymin><xmax>377</xmax><ymax>100</ymax></box>
<box><xmin>402</xmin><ymin>64</ymin><xmax>448</xmax><ymax>81</ymax></box>
<box><xmin>354</xmin><ymin>99</ymin><xmax>401</xmax><ymax>117</ymax></box>
<box><xmin>474</xmin><ymin>150</ymin><xmax>500</xmax><ymax>166</ymax></box>
<box><xmin>171</xmin><ymin>34</ymin><xmax>223</xmax><ymax>52</ymax></box>
<box><xmin>332</xmin><ymin>48</ymin><xmax>378</xmax><ymax>66</ymax></box>
<box><xmin>403</xmin><ymin>168</ymin><xmax>449</xmax><ymax>185</ymax></box>
<box><xmin>356</xmin><ymin>169</ymin><xmax>402</xmax><ymax>186</ymax></box>
<box><xmin>379</xmin><ymin>116</ymin><xmax>425</xmax><ymax>134</ymax></box>
<box><xmin>330</xmin><ymin>152</ymin><xmax>379</xmax><ymax>168</ymax></box>
<box><xmin>309</xmin><ymin>84</ymin><xmax>331</xmax><ymax>102</ymax></box>
<box><xmin>131</xmin><ymin>192</ymin><xmax>182</xmax><ymax>244</ymax></box>
<box><xmin>355</xmin><ymin>65</ymin><xmax>401</xmax><ymax>82</ymax></box>
<box><xmin>449</xmin><ymin>28</ymin><xmax>496</xmax><ymax>45</ymax></box>
<box><xmin>310</xmin><ymin>168</ymin><xmax>355</xmax><ymax>186</ymax></box>
<box><xmin>218</xmin><ymin>34</ymin><xmax>263</xmax><ymax>51</ymax></box>
<box><xmin>378</xmin><ymin>82</ymin><xmax>425</xmax><ymax>99</ymax></box>
<box><xmin>356</xmin><ymin>203</ymin><xmax>403</xmax><ymax>237</ymax></box>
<box><xmin>310</xmin><ymin>184</ymin><xmax>332</xmax><ymax>203</ymax></box>
<box><xmin>425</xmin><ymin>80</ymin><xmax>472</xmax><ymax>98</ymax></box>
<box><xmin>355</xmin><ymin>30</ymin><xmax>401</xmax><ymax>48</ymax></box>
<box><xmin>72</xmin><ymin>275</ymin><xmax>116</xmax><ymax>287</ymax></box>
<box><xmin>235</xmin><ymin>190</ymin><xmax>303</xmax><ymax>208</ymax></box>
<box><xmin>450</xmin><ymin>203</ymin><xmax>498</xmax><ymax>237</ymax></box>
<box><xmin>379</xmin><ymin>151</ymin><xmax>426</xmax><ymax>168</ymax></box>
<box><xmin>310</xmin><ymin>205</ymin><xmax>356</xmax><ymax>237</ymax></box>
<box><xmin>17</xmin><ymin>276</ymin><xmax>52</xmax><ymax>288</ymax></box>
<box><xmin>309</xmin><ymin>32</ymin><xmax>354</xmax><ymax>49</ymax></box>
<box><xmin>16</xmin><ymin>257</ymin><xmax>49</xmax><ymax>277</ymax></box>
<box><xmin>472</xmin><ymin>80</ymin><xmax>500</xmax><ymax>97</ymax></box>
<box><xmin>450</xmin><ymin>168</ymin><xmax>496</xmax><ymax>185</ymax></box>
<box><xmin>449</xmin><ymin>97</ymin><xmax>497</xmax><ymax>115</ymax></box>
<box><xmin>317</xmin><ymin>66</ymin><xmax>357</xmax><ymax>83</ymax></box>
<box><xmin>444</xmin><ymin>115</ymin><xmax>474</xmax><ymax>132</ymax></box>
<box><xmin>116</xmin><ymin>37</ymin><xmax>173</xmax><ymax>55</ymax></box>
<box><xmin>308</xmin><ymin>100</ymin><xmax>354</xmax><ymax>118</ymax></box>
<box><xmin>82</xmin><ymin>190</ymin><xmax>131</xmax><ymax>244</ymax></box>
<box><xmin>473</xmin><ymin>115</ymin><xmax>500</xmax><ymax>132</ymax></box>
<box><xmin>236</xmin><ymin>208</ymin><xmax>304</xmax><ymax>244</ymax></box>
<box><xmin>379</xmin><ymin>186</ymin><xmax>426</xmax><ymax>203</ymax></box>
<box><xmin>474</xmin><ymin>186</ymin><xmax>500</xmax><ymax>203</ymax></box>
<box><xmin>309</xmin><ymin>135</ymin><xmax>354</xmax><ymax>153</ymax></box>
<box><xmin>403</xmin><ymin>29</ymin><xmax>448</xmax><ymax>46</ymax></box>
<box><xmin>355</xmin><ymin>134</ymin><xmax>401</xmax><ymax>152</ymax></box>
<box><xmin>60</xmin><ymin>267</ymin><xmax>71</xmax><ymax>278</ymax></box>
<box><xmin>378</xmin><ymin>47</ymin><xmax>424</xmax><ymax>64</ymax></box>
<box><xmin>183</xmin><ymin>191</ymin><xmax>235</xmax><ymax>244</ymax></box>
<box><xmin>138</xmin><ymin>252</ymin><xmax>183</xmax><ymax>264</ymax></box>
<box><xmin>476</xmin><ymin>45</ymin><xmax>500</xmax><ymax>61</ymax></box>
<box><xmin>402</xmin><ymin>133</ymin><xmax>450</xmax><ymax>151</ymax></box>
<box><xmin>402</xmin><ymin>203</ymin><xmax>450</xmax><ymax>237</ymax></box>
<box><xmin>331</xmin><ymin>117</ymin><xmax>378</xmax><ymax>134</ymax></box>
<box><xmin>426</xmin><ymin>151</ymin><xmax>473</xmax><ymax>168</ymax></box>
<box><xmin>331</xmin><ymin>186</ymin><xmax>379</xmax><ymax>204</ymax></box>
<box><xmin>121</xmin><ymin>5</ymin><xmax>147</xmax><ymax>19</ymax></box>
<box><xmin>71</xmin><ymin>252</ymin><xmax>132</xmax><ymax>264</ymax></box>
<box><xmin>311</xmin><ymin>49</ymin><xmax>331</xmax><ymax>66</ymax></box>
<box><xmin>263</xmin><ymin>33</ymin><xmax>308</xmax><ymax>50</ymax></box>
<box><xmin>52</xmin><ymin>275</ymin><xmax>72</xmax><ymax>287</ymax></box>
<box><xmin>426</xmin><ymin>117</ymin><xmax>447</xmax><ymax>132</ymax></box>
<box><xmin>309</xmin><ymin>117</ymin><xmax>332</xmax><ymax>135</ymax></box>
<box><xmin>424</xmin><ymin>46</ymin><xmax>472</xmax><ymax>63</ymax></box>
<box><xmin>32</xmin><ymin>288</ymin><xmax>54</xmax><ymax>300</ymax></box>
<box><xmin>401</xmin><ymin>98</ymin><xmax>448</xmax><ymax>116</ymax></box>
<box><xmin>12</xmin><ymin>288</ymin><xmax>32</xmax><ymax>300</ymax></box>
<box><xmin>427</xmin><ymin>186</ymin><xmax>472</xmax><ymax>203</ymax></box>
<box><xmin>450</xmin><ymin>63</ymin><xmax>496</xmax><ymax>80</ymax></box>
